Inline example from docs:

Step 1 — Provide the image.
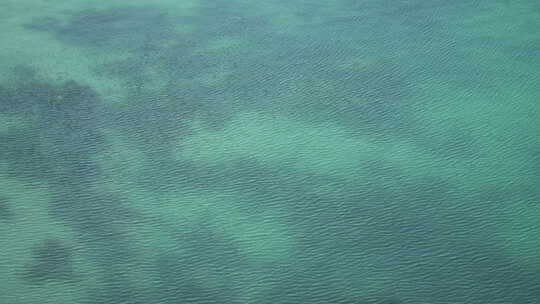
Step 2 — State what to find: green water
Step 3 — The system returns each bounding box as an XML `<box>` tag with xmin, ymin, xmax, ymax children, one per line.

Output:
<box><xmin>1</xmin><ymin>0</ymin><xmax>539</xmax><ymax>303</ymax></box>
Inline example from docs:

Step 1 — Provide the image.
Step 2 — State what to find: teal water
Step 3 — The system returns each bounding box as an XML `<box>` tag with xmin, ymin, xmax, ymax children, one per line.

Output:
<box><xmin>1</xmin><ymin>0</ymin><xmax>539</xmax><ymax>303</ymax></box>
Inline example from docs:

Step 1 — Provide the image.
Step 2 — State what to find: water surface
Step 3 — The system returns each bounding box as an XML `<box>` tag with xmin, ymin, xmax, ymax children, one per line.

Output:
<box><xmin>1</xmin><ymin>0</ymin><xmax>539</xmax><ymax>303</ymax></box>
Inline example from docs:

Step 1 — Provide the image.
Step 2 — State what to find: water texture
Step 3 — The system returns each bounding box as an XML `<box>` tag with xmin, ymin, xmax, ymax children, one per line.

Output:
<box><xmin>1</xmin><ymin>0</ymin><xmax>539</xmax><ymax>303</ymax></box>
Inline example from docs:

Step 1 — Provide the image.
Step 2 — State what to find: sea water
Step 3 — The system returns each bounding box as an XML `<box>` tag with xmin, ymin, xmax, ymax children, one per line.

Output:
<box><xmin>1</xmin><ymin>1</ymin><xmax>539</xmax><ymax>303</ymax></box>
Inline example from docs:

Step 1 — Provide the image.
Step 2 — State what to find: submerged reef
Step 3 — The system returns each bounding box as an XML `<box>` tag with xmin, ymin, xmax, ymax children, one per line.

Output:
<box><xmin>0</xmin><ymin>67</ymin><xmax>103</xmax><ymax>182</ymax></box>
<box><xmin>0</xmin><ymin>196</ymin><xmax>12</xmax><ymax>220</ymax></box>
<box><xmin>22</xmin><ymin>239</ymin><xmax>75</xmax><ymax>283</ymax></box>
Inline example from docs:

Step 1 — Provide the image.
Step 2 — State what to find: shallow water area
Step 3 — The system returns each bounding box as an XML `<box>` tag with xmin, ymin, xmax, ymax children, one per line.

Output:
<box><xmin>1</xmin><ymin>0</ymin><xmax>539</xmax><ymax>303</ymax></box>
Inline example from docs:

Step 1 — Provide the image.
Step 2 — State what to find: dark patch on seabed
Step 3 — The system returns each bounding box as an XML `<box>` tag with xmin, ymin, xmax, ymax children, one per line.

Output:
<box><xmin>25</xmin><ymin>7</ymin><xmax>168</xmax><ymax>49</ymax></box>
<box><xmin>152</xmin><ymin>220</ymin><xmax>246</xmax><ymax>303</ymax></box>
<box><xmin>25</xmin><ymin>5</ymin><xmax>243</xmax><ymax>152</ymax></box>
<box><xmin>0</xmin><ymin>196</ymin><xmax>12</xmax><ymax>219</ymax></box>
<box><xmin>21</xmin><ymin>239</ymin><xmax>76</xmax><ymax>283</ymax></box>
<box><xmin>0</xmin><ymin>67</ymin><xmax>103</xmax><ymax>183</ymax></box>
<box><xmin>0</xmin><ymin>68</ymin><xmax>138</xmax><ymax>290</ymax></box>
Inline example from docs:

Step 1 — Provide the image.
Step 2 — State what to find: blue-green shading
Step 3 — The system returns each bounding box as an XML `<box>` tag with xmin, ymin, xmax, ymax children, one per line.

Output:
<box><xmin>1</xmin><ymin>0</ymin><xmax>539</xmax><ymax>303</ymax></box>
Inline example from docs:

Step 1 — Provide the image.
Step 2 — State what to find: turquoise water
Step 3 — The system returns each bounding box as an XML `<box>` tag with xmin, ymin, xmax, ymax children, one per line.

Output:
<box><xmin>1</xmin><ymin>0</ymin><xmax>539</xmax><ymax>303</ymax></box>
